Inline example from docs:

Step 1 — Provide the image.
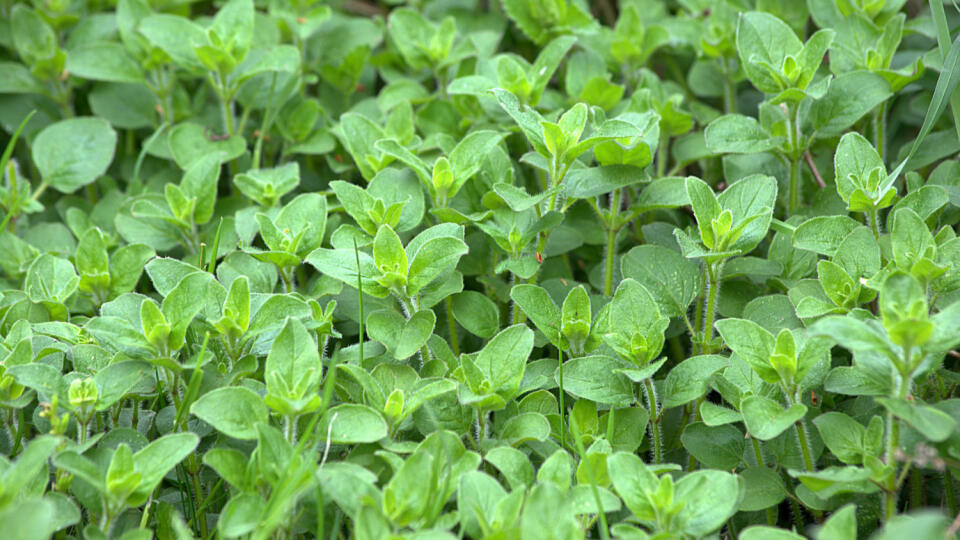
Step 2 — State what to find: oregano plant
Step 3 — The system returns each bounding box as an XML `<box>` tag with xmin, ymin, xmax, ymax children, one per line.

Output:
<box><xmin>1</xmin><ymin>0</ymin><xmax>960</xmax><ymax>538</ymax></box>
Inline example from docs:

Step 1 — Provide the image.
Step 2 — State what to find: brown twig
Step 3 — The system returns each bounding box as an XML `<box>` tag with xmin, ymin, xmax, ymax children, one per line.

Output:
<box><xmin>343</xmin><ymin>0</ymin><xmax>385</xmax><ymax>17</ymax></box>
<box><xmin>594</xmin><ymin>0</ymin><xmax>617</xmax><ymax>26</ymax></box>
<box><xmin>805</xmin><ymin>150</ymin><xmax>826</xmax><ymax>188</ymax></box>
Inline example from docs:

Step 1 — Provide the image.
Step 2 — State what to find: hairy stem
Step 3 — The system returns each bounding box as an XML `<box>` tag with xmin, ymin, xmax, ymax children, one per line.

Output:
<box><xmin>643</xmin><ymin>379</ymin><xmax>662</xmax><ymax>464</ymax></box>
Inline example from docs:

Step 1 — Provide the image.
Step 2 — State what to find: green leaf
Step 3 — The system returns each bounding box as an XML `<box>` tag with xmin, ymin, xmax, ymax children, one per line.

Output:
<box><xmin>179</xmin><ymin>152</ymin><xmax>222</xmax><ymax>225</ymax></box>
<box><xmin>817</xmin><ymin>504</ymin><xmax>858</xmax><ymax>540</ymax></box>
<box><xmin>559</xmin><ymin>356</ymin><xmax>634</xmax><ymax>406</ymax></box>
<box><xmin>520</xmin><ymin>484</ymin><xmax>582</xmax><ymax>540</ymax></box>
<box><xmin>0</xmin><ymin>499</ymin><xmax>58</xmax><ymax>540</ymax></box>
<box><xmin>510</xmin><ymin>284</ymin><xmax>562</xmax><ymax>346</ymax></box>
<box><xmin>500</xmin><ymin>412</ymin><xmax>551</xmax><ymax>446</ymax></box>
<box><xmin>366</xmin><ymin>309</ymin><xmax>435</xmax><ymax>361</ymax></box>
<box><xmin>373</xmin><ymin>225</ymin><xmax>407</xmax><ymax>276</ymax></box>
<box><xmin>813</xmin><ymin>412</ymin><xmax>868</xmax><ymax>464</ymax></box>
<box><xmin>11</xmin><ymin>6</ymin><xmax>57</xmax><ymax>65</ymax></box>
<box><xmin>793</xmin><ymin>215</ymin><xmax>862</xmax><ymax>256</ymax></box>
<box><xmin>834</xmin><ymin>132</ymin><xmax>885</xmax><ymax>203</ymax></box>
<box><xmin>794</xmin><ymin>29</ymin><xmax>835</xmax><ymax>90</ymax></box>
<box><xmin>491</xmin><ymin>88</ymin><xmax>547</xmax><ymax>155</ymax></box>
<box><xmin>674</xmin><ymin>469</ymin><xmax>742</xmax><ymax>536</ymax></box>
<box><xmin>161</xmin><ymin>272</ymin><xmax>215</xmax><ymax>350</ymax></box>
<box><xmin>810</xmin><ymin>316</ymin><xmax>892</xmax><ymax>353</ymax></box>
<box><xmin>736</xmin><ymin>12</ymin><xmax>802</xmax><ymax>93</ymax></box>
<box><xmin>607</xmin><ymin>452</ymin><xmax>659</xmax><ymax>522</ymax></box>
<box><xmin>451</xmin><ymin>291</ymin><xmax>499</xmax><ymax>338</ymax></box>
<box><xmin>740</xmin><ymin>526</ymin><xmax>804</xmax><ymax>540</ymax></box>
<box><xmin>457</xmin><ymin>471</ymin><xmax>507</xmax><ymax>539</ymax></box>
<box><xmin>32</xmin><ymin>118</ymin><xmax>117</xmax><ymax>194</ymax></box>
<box><xmin>218</xmin><ymin>493</ymin><xmax>265</xmax><ymax>538</ymax></box>
<box><xmin>190</xmin><ymin>386</ymin><xmax>268</xmax><ymax>440</ymax></box>
<box><xmin>305</xmin><ymin>248</ymin><xmax>389</xmax><ymax>298</ymax></box>
<box><xmin>563</xmin><ymin>165</ymin><xmax>650</xmax><ymax>199</ymax></box>
<box><xmin>168</xmin><ymin>122</ymin><xmax>246</xmax><ymax>170</ymax></box>
<box><xmin>560</xmin><ymin>285</ymin><xmax>591</xmax><ymax>347</ymax></box>
<box><xmin>875</xmin><ymin>398</ymin><xmax>956</xmax><ymax>442</ymax></box>
<box><xmin>681</xmin><ymin>422</ymin><xmax>744</xmax><ymax>470</ymax></box>
<box><xmin>132</xmin><ymin>432</ymin><xmax>199</xmax><ymax>503</ymax></box>
<box><xmin>448</xmin><ymin>131</ymin><xmax>506</xmax><ymax>196</ymax></box>
<box><xmin>740</xmin><ymin>395</ymin><xmax>807</xmax><ymax>441</ymax></box>
<box><xmin>663</xmin><ymin>355</ymin><xmax>728</xmax><ymax>408</ymax></box>
<box><xmin>476</xmin><ymin>324</ymin><xmax>534</xmax><ymax>401</ymax></box>
<box><xmin>738</xmin><ymin>467</ymin><xmax>786</xmax><ymax>512</ymax></box>
<box><xmin>718</xmin><ymin>174</ymin><xmax>777</xmax><ymax>254</ymax></box>
<box><xmin>715</xmin><ymin>318</ymin><xmax>778</xmax><ymax>384</ymax></box>
<box><xmin>66</xmin><ymin>43</ymin><xmax>144</xmax><ymax>84</ymax></box>
<box><xmin>705</xmin><ymin>114</ymin><xmax>783</xmax><ymax>154</ymax></box>
<box><xmin>138</xmin><ymin>15</ymin><xmax>206</xmax><ymax>71</ymax></box>
<box><xmin>810</xmin><ymin>72</ymin><xmax>893</xmax><ymax>136</ymax></box>
<box><xmin>233</xmin><ymin>162</ymin><xmax>299</xmax><ymax>207</ymax></box>
<box><xmin>621</xmin><ymin>245</ymin><xmax>702</xmax><ymax>318</ymax></box>
<box><xmin>318</xmin><ymin>404</ymin><xmax>388</xmax><ymax>444</ymax></box>
<box><xmin>265</xmin><ymin>318</ymin><xmax>320</xmax><ymax>399</ymax></box>
<box><xmin>24</xmin><ymin>253</ymin><xmax>79</xmax><ymax>309</ymax></box>
<box><xmin>406</xmin><ymin>236</ymin><xmax>468</xmax><ymax>296</ymax></box>
<box><xmin>686</xmin><ymin>176</ymin><xmax>721</xmax><ymax>248</ymax></box>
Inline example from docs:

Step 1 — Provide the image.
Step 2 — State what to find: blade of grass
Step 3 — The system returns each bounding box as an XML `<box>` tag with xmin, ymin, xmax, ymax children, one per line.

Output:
<box><xmin>207</xmin><ymin>218</ymin><xmax>223</xmax><ymax>274</ymax></box>
<box><xmin>929</xmin><ymin>0</ymin><xmax>960</xmax><ymax>143</ymax></box>
<box><xmin>0</xmin><ymin>110</ymin><xmax>36</xmax><ymax>236</ymax></box>
<box><xmin>883</xmin><ymin>31</ymin><xmax>960</xmax><ymax>188</ymax></box>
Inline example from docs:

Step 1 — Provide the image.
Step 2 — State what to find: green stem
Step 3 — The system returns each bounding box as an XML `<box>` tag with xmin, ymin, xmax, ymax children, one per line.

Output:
<box><xmin>558</xmin><ymin>346</ymin><xmax>566</xmax><ymax>451</ymax></box>
<box><xmin>867</xmin><ymin>207</ymin><xmax>882</xmax><ymax>241</ymax></box>
<box><xmin>944</xmin><ymin>469</ymin><xmax>959</xmax><ymax>516</ymax></box>
<box><xmin>721</xmin><ymin>56</ymin><xmax>737</xmax><ymax>114</ymax></box>
<box><xmin>656</xmin><ymin>132</ymin><xmax>669</xmax><ymax>178</ymax></box>
<box><xmin>786</xmin><ymin>474</ymin><xmax>806</xmax><ymax>536</ymax></box>
<box><xmin>785</xmin><ymin>102</ymin><xmax>803</xmax><ymax>215</ymax></box>
<box><xmin>700</xmin><ymin>261</ymin><xmax>723</xmax><ymax>354</ymax></box>
<box><xmin>30</xmin><ymin>180</ymin><xmax>49</xmax><ymax>202</ymax></box>
<box><xmin>445</xmin><ymin>296</ymin><xmax>460</xmax><ymax>356</ymax></box>
<box><xmin>643</xmin><ymin>379</ymin><xmax>662</xmax><ymax>464</ymax></box>
<box><xmin>796</xmin><ymin>417</ymin><xmax>816</xmax><ymax>473</ymax></box>
<box><xmin>873</xmin><ymin>103</ymin><xmax>887</xmax><ymax>163</ymax></box>
<box><xmin>750</xmin><ymin>437</ymin><xmax>778</xmax><ymax>525</ymax></box>
<box><xmin>189</xmin><ymin>455</ymin><xmax>208</xmax><ymax>538</ymax></box>
<box><xmin>603</xmin><ymin>192</ymin><xmax>621</xmax><ymax>297</ymax></box>
<box><xmin>884</xmin><ymin>370</ymin><xmax>911</xmax><ymax>522</ymax></box>
<box><xmin>788</xmin><ymin>156</ymin><xmax>802</xmax><ymax>217</ymax></box>
<box><xmin>909</xmin><ymin>467</ymin><xmax>923</xmax><ymax>510</ymax></box>
<box><xmin>397</xmin><ymin>294</ymin><xmax>432</xmax><ymax>368</ymax></box>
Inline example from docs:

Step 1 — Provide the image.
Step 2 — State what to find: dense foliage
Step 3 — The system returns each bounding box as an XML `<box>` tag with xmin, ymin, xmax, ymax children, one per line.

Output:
<box><xmin>2</xmin><ymin>0</ymin><xmax>960</xmax><ymax>538</ymax></box>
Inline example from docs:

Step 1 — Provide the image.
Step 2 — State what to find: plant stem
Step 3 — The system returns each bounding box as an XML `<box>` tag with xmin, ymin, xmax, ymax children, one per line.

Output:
<box><xmin>397</xmin><ymin>294</ymin><xmax>432</xmax><ymax>368</ymax></box>
<box><xmin>643</xmin><ymin>379</ymin><xmax>662</xmax><ymax>464</ymax></box>
<box><xmin>603</xmin><ymin>190</ymin><xmax>621</xmax><ymax>297</ymax></box>
<box><xmin>445</xmin><ymin>296</ymin><xmax>459</xmax><ymax>356</ymax></box>
<box><xmin>700</xmin><ymin>261</ymin><xmax>723</xmax><ymax>354</ymax></box>
<box><xmin>722</xmin><ymin>56</ymin><xmax>737</xmax><ymax>114</ymax></box>
<box><xmin>788</xmin><ymin>156</ymin><xmax>802</xmax><ymax>217</ymax></box>
<box><xmin>867</xmin><ymin>207</ymin><xmax>882</xmax><ymax>240</ymax></box>
<box><xmin>750</xmin><ymin>436</ymin><xmax>778</xmax><ymax>526</ymax></box>
<box><xmin>558</xmin><ymin>346</ymin><xmax>566</xmax><ymax>451</ymax></box>
<box><xmin>945</xmin><ymin>469</ymin><xmax>959</xmax><ymax>516</ymax></box>
<box><xmin>873</xmin><ymin>103</ymin><xmax>887</xmax><ymax>162</ymax></box>
<box><xmin>188</xmin><ymin>455</ymin><xmax>208</xmax><ymax>538</ymax></box>
<box><xmin>884</xmin><ymin>371</ymin><xmax>911</xmax><ymax>522</ymax></box>
<box><xmin>784</xmin><ymin>102</ymin><xmax>803</xmax><ymax>215</ymax></box>
<box><xmin>656</xmin><ymin>132</ymin><xmax>669</xmax><ymax>178</ymax></box>
<box><xmin>796</xmin><ymin>418</ymin><xmax>816</xmax><ymax>472</ymax></box>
